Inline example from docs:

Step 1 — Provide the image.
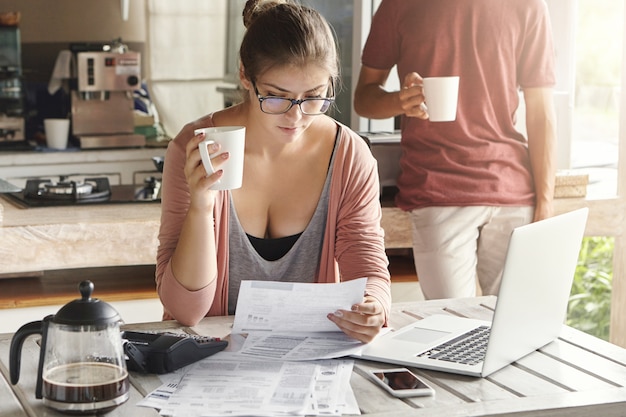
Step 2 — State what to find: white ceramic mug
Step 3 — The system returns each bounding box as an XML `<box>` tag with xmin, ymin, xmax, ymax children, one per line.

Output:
<box><xmin>423</xmin><ymin>76</ymin><xmax>460</xmax><ymax>122</ymax></box>
<box><xmin>194</xmin><ymin>126</ymin><xmax>246</xmax><ymax>190</ymax></box>
<box><xmin>44</xmin><ymin>118</ymin><xmax>70</xmax><ymax>149</ymax></box>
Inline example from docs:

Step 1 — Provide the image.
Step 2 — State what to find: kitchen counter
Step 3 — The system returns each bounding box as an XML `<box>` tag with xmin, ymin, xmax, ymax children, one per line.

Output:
<box><xmin>0</xmin><ymin>195</ymin><xmax>410</xmax><ymax>276</ymax></box>
<box><xmin>0</xmin><ymin>198</ymin><xmax>161</xmax><ymax>275</ymax></box>
<box><xmin>0</xmin><ymin>198</ymin><xmax>407</xmax><ymax>274</ymax></box>
<box><xmin>2</xmin><ymin>193</ymin><xmax>609</xmax><ymax>275</ymax></box>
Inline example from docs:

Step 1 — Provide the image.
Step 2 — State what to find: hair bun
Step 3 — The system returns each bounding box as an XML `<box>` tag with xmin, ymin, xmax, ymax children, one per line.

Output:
<box><xmin>242</xmin><ymin>0</ymin><xmax>288</xmax><ymax>29</ymax></box>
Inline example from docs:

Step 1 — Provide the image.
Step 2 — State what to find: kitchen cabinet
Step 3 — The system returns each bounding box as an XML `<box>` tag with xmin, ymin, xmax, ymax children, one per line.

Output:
<box><xmin>0</xmin><ymin>147</ymin><xmax>166</xmax><ymax>187</ymax></box>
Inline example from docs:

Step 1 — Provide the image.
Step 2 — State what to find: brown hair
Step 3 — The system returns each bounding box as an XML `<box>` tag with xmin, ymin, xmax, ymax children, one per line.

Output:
<box><xmin>240</xmin><ymin>0</ymin><xmax>339</xmax><ymax>87</ymax></box>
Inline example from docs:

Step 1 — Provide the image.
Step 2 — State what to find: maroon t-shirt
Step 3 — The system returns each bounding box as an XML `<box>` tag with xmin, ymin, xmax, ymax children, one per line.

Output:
<box><xmin>361</xmin><ymin>0</ymin><xmax>556</xmax><ymax>210</ymax></box>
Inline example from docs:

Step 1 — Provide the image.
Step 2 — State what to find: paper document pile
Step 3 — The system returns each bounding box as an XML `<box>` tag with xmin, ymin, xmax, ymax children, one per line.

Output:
<box><xmin>138</xmin><ymin>279</ymin><xmax>368</xmax><ymax>416</ymax></box>
<box><xmin>140</xmin><ymin>358</ymin><xmax>359</xmax><ymax>416</ymax></box>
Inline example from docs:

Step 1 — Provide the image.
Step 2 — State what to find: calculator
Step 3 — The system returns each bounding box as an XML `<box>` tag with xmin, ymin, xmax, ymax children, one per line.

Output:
<box><xmin>122</xmin><ymin>331</ymin><xmax>228</xmax><ymax>374</ymax></box>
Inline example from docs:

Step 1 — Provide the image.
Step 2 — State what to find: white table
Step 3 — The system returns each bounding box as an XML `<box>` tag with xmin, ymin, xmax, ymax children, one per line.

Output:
<box><xmin>1</xmin><ymin>296</ymin><xmax>626</xmax><ymax>416</ymax></box>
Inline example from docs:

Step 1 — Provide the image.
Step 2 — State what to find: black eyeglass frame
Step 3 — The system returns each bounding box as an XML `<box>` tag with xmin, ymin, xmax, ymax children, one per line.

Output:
<box><xmin>252</xmin><ymin>81</ymin><xmax>335</xmax><ymax>115</ymax></box>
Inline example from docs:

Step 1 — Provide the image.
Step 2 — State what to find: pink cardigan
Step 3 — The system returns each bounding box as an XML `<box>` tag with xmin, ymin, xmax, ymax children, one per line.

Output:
<box><xmin>156</xmin><ymin>115</ymin><xmax>391</xmax><ymax>326</ymax></box>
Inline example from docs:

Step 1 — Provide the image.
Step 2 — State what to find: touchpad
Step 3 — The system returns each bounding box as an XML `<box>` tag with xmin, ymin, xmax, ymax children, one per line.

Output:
<box><xmin>393</xmin><ymin>327</ymin><xmax>451</xmax><ymax>344</ymax></box>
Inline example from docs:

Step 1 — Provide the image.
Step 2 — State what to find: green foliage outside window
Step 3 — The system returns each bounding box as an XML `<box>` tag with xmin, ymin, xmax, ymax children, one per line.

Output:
<box><xmin>567</xmin><ymin>236</ymin><xmax>614</xmax><ymax>341</ymax></box>
<box><xmin>568</xmin><ymin>0</ymin><xmax>619</xmax><ymax>343</ymax></box>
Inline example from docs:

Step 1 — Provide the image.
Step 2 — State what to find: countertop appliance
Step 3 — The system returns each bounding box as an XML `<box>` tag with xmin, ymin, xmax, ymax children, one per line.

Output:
<box><xmin>3</xmin><ymin>174</ymin><xmax>160</xmax><ymax>208</ymax></box>
<box><xmin>10</xmin><ymin>280</ymin><xmax>129</xmax><ymax>414</ymax></box>
<box><xmin>0</xmin><ymin>25</ymin><xmax>25</xmax><ymax>147</ymax></box>
<box><xmin>70</xmin><ymin>41</ymin><xmax>145</xmax><ymax>149</ymax></box>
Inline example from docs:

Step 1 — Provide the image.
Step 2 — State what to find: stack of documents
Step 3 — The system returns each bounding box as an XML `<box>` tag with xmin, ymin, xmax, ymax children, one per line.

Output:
<box><xmin>140</xmin><ymin>358</ymin><xmax>359</xmax><ymax>416</ymax></box>
<box><xmin>138</xmin><ymin>279</ymin><xmax>368</xmax><ymax>416</ymax></box>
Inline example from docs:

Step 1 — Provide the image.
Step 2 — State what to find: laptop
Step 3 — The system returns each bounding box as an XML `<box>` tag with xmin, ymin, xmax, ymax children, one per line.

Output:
<box><xmin>358</xmin><ymin>207</ymin><xmax>589</xmax><ymax>377</ymax></box>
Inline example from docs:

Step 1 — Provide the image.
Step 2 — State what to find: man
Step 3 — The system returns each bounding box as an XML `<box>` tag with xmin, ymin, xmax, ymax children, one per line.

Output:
<box><xmin>354</xmin><ymin>0</ymin><xmax>557</xmax><ymax>299</ymax></box>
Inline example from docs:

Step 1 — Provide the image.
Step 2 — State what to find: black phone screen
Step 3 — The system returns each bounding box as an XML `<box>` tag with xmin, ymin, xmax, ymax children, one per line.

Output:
<box><xmin>375</xmin><ymin>370</ymin><xmax>429</xmax><ymax>390</ymax></box>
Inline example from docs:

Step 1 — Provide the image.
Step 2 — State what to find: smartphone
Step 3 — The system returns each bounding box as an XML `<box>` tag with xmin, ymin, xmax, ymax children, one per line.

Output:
<box><xmin>367</xmin><ymin>368</ymin><xmax>435</xmax><ymax>398</ymax></box>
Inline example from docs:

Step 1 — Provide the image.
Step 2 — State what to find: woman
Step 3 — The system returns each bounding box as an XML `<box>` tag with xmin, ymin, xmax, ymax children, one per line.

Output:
<box><xmin>156</xmin><ymin>0</ymin><xmax>390</xmax><ymax>343</ymax></box>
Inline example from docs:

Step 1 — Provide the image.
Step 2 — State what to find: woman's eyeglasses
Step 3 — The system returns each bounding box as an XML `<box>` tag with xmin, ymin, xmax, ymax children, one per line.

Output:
<box><xmin>252</xmin><ymin>82</ymin><xmax>335</xmax><ymax>115</ymax></box>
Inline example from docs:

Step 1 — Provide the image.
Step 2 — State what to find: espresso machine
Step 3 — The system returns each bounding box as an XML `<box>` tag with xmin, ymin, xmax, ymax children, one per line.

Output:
<box><xmin>70</xmin><ymin>41</ymin><xmax>145</xmax><ymax>149</ymax></box>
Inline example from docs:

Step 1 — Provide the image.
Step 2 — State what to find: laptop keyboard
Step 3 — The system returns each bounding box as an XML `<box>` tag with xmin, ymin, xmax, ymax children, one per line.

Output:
<box><xmin>417</xmin><ymin>325</ymin><xmax>490</xmax><ymax>366</ymax></box>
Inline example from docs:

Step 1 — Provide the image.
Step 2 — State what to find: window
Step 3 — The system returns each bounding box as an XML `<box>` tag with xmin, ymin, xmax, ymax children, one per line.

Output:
<box><xmin>572</xmin><ymin>0</ymin><xmax>622</xmax><ymax>197</ymax></box>
<box><xmin>548</xmin><ymin>0</ymin><xmax>626</xmax><ymax>346</ymax></box>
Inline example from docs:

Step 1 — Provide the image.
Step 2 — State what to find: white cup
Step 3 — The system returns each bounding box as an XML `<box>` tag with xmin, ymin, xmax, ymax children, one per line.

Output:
<box><xmin>44</xmin><ymin>118</ymin><xmax>70</xmax><ymax>149</ymax></box>
<box><xmin>194</xmin><ymin>126</ymin><xmax>246</xmax><ymax>190</ymax></box>
<box><xmin>423</xmin><ymin>76</ymin><xmax>460</xmax><ymax>122</ymax></box>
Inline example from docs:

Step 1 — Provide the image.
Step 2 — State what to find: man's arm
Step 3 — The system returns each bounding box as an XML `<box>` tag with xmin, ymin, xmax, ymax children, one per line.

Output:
<box><xmin>354</xmin><ymin>65</ymin><xmax>428</xmax><ymax>120</ymax></box>
<box><xmin>524</xmin><ymin>87</ymin><xmax>557</xmax><ymax>222</ymax></box>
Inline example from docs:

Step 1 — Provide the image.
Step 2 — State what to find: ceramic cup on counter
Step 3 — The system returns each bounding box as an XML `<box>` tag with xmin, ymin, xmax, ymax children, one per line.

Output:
<box><xmin>44</xmin><ymin>118</ymin><xmax>70</xmax><ymax>149</ymax></box>
<box><xmin>194</xmin><ymin>126</ymin><xmax>246</xmax><ymax>190</ymax></box>
<box><xmin>422</xmin><ymin>76</ymin><xmax>460</xmax><ymax>122</ymax></box>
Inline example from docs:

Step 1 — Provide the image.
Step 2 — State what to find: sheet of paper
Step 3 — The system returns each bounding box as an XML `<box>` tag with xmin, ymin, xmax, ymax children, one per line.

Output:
<box><xmin>137</xmin><ymin>381</ymin><xmax>179</xmax><ymax>411</ymax></box>
<box><xmin>144</xmin><ymin>358</ymin><xmax>358</xmax><ymax>417</ymax></box>
<box><xmin>313</xmin><ymin>360</ymin><xmax>360</xmax><ymax>416</ymax></box>
<box><xmin>233</xmin><ymin>332</ymin><xmax>364</xmax><ymax>361</ymax></box>
<box><xmin>232</xmin><ymin>278</ymin><xmax>367</xmax><ymax>333</ymax></box>
<box><xmin>157</xmin><ymin>358</ymin><xmax>319</xmax><ymax>417</ymax></box>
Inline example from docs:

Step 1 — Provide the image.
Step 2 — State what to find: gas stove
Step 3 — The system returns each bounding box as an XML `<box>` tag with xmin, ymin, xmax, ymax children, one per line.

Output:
<box><xmin>4</xmin><ymin>175</ymin><xmax>161</xmax><ymax>208</ymax></box>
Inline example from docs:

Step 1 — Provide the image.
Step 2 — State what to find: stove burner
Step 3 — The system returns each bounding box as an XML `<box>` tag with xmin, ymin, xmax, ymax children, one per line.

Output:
<box><xmin>24</xmin><ymin>177</ymin><xmax>112</xmax><ymax>202</ymax></box>
<box><xmin>4</xmin><ymin>175</ymin><xmax>161</xmax><ymax>208</ymax></box>
<box><xmin>135</xmin><ymin>176</ymin><xmax>161</xmax><ymax>201</ymax></box>
<box><xmin>43</xmin><ymin>180</ymin><xmax>93</xmax><ymax>195</ymax></box>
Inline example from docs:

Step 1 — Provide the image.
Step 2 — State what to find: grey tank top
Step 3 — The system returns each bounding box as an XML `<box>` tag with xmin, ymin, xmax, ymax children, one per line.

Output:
<box><xmin>227</xmin><ymin>139</ymin><xmax>338</xmax><ymax>315</ymax></box>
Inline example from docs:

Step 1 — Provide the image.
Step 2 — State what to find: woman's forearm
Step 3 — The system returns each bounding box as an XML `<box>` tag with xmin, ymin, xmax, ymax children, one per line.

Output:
<box><xmin>170</xmin><ymin>206</ymin><xmax>219</xmax><ymax>291</ymax></box>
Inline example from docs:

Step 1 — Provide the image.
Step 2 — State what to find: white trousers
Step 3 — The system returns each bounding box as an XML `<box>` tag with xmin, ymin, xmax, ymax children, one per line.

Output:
<box><xmin>408</xmin><ymin>206</ymin><xmax>534</xmax><ymax>299</ymax></box>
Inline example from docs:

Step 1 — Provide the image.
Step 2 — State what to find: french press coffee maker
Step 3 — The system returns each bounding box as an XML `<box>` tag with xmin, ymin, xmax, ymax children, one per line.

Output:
<box><xmin>10</xmin><ymin>280</ymin><xmax>129</xmax><ymax>414</ymax></box>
